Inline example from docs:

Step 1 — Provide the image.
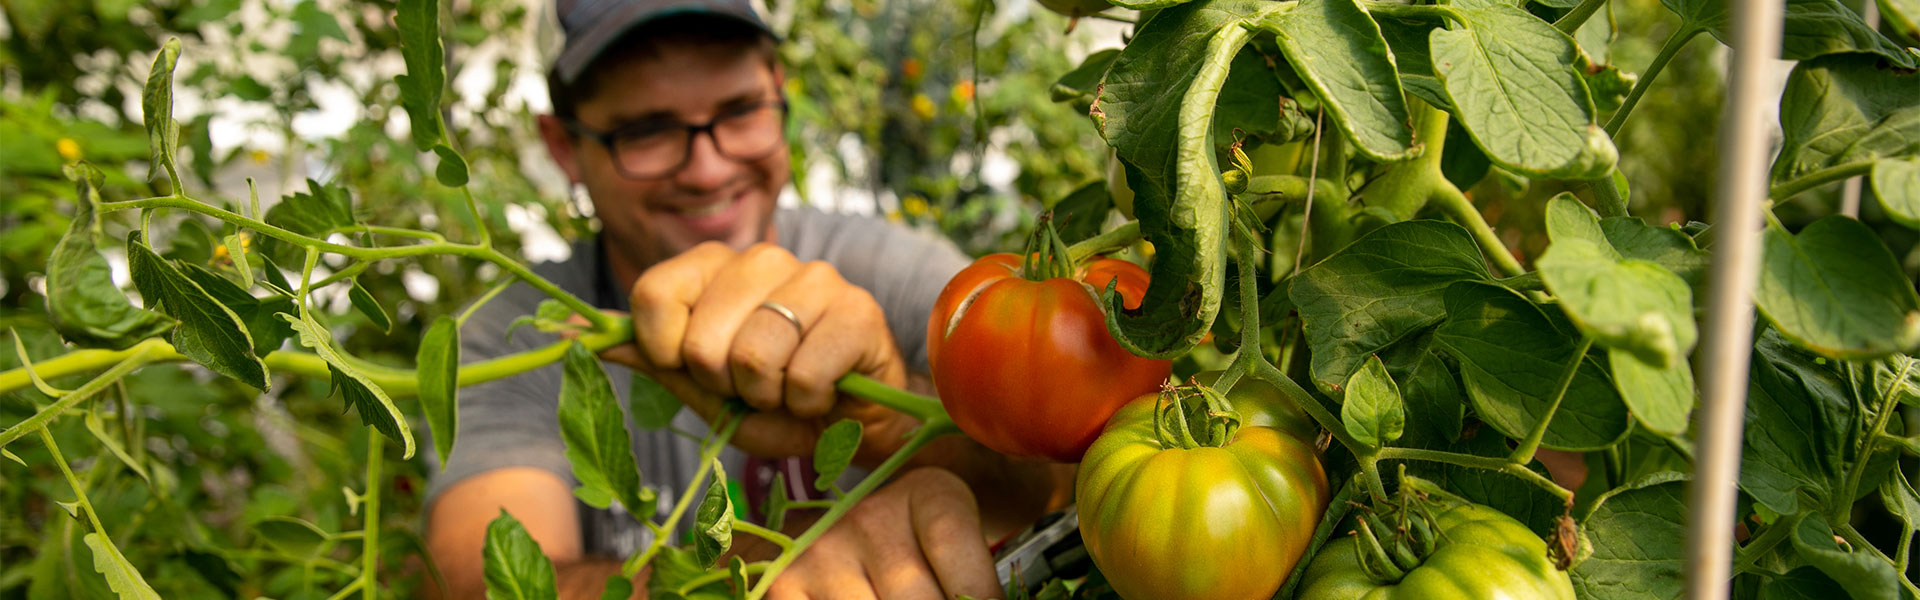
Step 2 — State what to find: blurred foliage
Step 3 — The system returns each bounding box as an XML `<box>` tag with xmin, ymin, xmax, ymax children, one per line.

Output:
<box><xmin>0</xmin><ymin>0</ymin><xmax>1106</xmax><ymax>596</ymax></box>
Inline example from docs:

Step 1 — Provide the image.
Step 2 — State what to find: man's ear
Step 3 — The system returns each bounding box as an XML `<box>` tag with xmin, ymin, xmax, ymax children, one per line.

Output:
<box><xmin>536</xmin><ymin>114</ymin><xmax>583</xmax><ymax>183</ymax></box>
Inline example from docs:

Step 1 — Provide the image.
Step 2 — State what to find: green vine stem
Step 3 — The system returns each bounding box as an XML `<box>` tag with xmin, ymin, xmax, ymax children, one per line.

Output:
<box><xmin>1838</xmin><ymin>522</ymin><xmax>1920</xmax><ymax>597</ymax></box>
<box><xmin>730</xmin><ymin>522</ymin><xmax>793</xmax><ymax>550</ymax></box>
<box><xmin>361</xmin><ymin>430</ymin><xmax>383</xmax><ymax>600</ymax></box>
<box><xmin>1375</xmin><ymin>447</ymin><xmax>1574</xmax><ymax>505</ymax></box>
<box><xmin>1834</xmin><ymin>357</ymin><xmax>1912</xmax><ymax>525</ymax></box>
<box><xmin>622</xmin><ymin>413</ymin><xmax>745</xmax><ymax>578</ymax></box>
<box><xmin>40</xmin><ymin>427</ymin><xmax>111</xmax><ymax>536</ymax></box>
<box><xmin>744</xmin><ymin>418</ymin><xmax>960</xmax><ymax>600</ymax></box>
<box><xmin>97</xmin><ymin>195</ymin><xmax>611</xmax><ymax>330</ymax></box>
<box><xmin>1552</xmin><ymin>0</ymin><xmax>1607</xmax><ymax>33</ymax></box>
<box><xmin>679</xmin><ymin>561</ymin><xmax>769</xmax><ymax>595</ymax></box>
<box><xmin>1510</xmin><ymin>337</ymin><xmax>1595</xmax><ymax>466</ymax></box>
<box><xmin>1429</xmin><ymin>181</ymin><xmax>1526</xmax><ymax>278</ymax></box>
<box><xmin>0</xmin><ymin>342</ymin><xmax>160</xmax><ymax>448</ymax></box>
<box><xmin>1769</xmin><ymin>160</ymin><xmax>1878</xmax><ymax>204</ymax></box>
<box><xmin>1066</xmin><ymin>221</ymin><xmax>1141</xmax><ymax>264</ymax></box>
<box><xmin>1604</xmin><ymin>25</ymin><xmax>1700</xmax><ymax>137</ymax></box>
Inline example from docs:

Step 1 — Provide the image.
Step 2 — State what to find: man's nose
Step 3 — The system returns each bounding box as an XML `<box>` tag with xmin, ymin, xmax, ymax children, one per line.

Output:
<box><xmin>673</xmin><ymin>130</ymin><xmax>735</xmax><ymax>191</ymax></box>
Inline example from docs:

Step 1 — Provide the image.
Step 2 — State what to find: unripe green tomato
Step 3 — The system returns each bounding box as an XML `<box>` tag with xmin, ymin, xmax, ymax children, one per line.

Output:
<box><xmin>1297</xmin><ymin>502</ymin><xmax>1577</xmax><ymax>600</ymax></box>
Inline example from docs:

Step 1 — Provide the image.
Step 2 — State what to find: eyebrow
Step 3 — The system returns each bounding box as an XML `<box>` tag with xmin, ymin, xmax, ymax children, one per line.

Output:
<box><xmin>605</xmin><ymin>89</ymin><xmax>769</xmax><ymax>129</ymax></box>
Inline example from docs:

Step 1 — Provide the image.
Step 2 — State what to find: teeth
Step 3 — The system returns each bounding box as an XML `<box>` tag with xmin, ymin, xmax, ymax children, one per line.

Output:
<box><xmin>681</xmin><ymin>196</ymin><xmax>735</xmax><ymax>218</ymax></box>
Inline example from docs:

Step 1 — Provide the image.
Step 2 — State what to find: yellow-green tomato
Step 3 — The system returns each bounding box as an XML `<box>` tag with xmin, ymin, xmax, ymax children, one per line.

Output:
<box><xmin>1297</xmin><ymin>502</ymin><xmax>1577</xmax><ymax>600</ymax></box>
<box><xmin>1076</xmin><ymin>393</ymin><xmax>1330</xmax><ymax>600</ymax></box>
<box><xmin>1192</xmin><ymin>371</ymin><xmax>1317</xmax><ymax>440</ymax></box>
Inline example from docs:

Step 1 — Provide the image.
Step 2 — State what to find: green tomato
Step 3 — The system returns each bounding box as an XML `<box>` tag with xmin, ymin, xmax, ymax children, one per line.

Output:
<box><xmin>1297</xmin><ymin>501</ymin><xmax>1576</xmax><ymax>600</ymax></box>
<box><xmin>1077</xmin><ymin>391</ymin><xmax>1330</xmax><ymax>600</ymax></box>
<box><xmin>1191</xmin><ymin>371</ymin><xmax>1317</xmax><ymax>440</ymax></box>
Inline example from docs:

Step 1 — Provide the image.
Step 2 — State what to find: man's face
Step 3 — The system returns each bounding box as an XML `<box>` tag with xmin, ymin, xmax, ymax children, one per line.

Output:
<box><xmin>552</xmin><ymin>40</ymin><xmax>788</xmax><ymax>273</ymax></box>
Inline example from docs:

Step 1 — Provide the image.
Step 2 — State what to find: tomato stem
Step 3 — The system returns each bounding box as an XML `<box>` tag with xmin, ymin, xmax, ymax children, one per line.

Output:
<box><xmin>1509</xmin><ymin>337</ymin><xmax>1595</xmax><ymax>466</ymax></box>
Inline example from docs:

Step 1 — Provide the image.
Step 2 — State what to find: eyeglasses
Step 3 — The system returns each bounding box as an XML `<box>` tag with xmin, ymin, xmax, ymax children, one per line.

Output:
<box><xmin>564</xmin><ymin>98</ymin><xmax>789</xmax><ymax>180</ymax></box>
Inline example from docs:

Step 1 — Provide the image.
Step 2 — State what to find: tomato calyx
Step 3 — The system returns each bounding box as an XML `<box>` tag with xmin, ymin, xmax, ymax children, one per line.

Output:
<box><xmin>1349</xmin><ymin>476</ymin><xmax>1448</xmax><ymax>584</ymax></box>
<box><xmin>1152</xmin><ymin>381</ymin><xmax>1245</xmax><ymax>450</ymax></box>
<box><xmin>1020</xmin><ymin>212</ymin><xmax>1079</xmax><ymax>282</ymax></box>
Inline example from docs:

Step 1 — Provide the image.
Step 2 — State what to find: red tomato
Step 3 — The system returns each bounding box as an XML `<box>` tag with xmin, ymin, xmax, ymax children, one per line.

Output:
<box><xmin>927</xmin><ymin>253</ymin><xmax>1172</xmax><ymax>462</ymax></box>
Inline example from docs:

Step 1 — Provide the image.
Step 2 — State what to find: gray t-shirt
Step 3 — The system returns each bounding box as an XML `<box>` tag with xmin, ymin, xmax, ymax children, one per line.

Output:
<box><xmin>426</xmin><ymin>206</ymin><xmax>970</xmax><ymax>556</ymax></box>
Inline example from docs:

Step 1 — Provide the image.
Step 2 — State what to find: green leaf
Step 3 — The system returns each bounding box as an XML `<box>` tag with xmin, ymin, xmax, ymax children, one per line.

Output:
<box><xmin>261</xmin><ymin>179</ymin><xmax>356</xmax><ymax>264</ymax></box>
<box><xmin>1540</xmin><ymin>238</ymin><xmax>1696</xmax><ymax>368</ymax></box>
<box><xmin>1248</xmin><ymin>0</ymin><xmax>1417</xmax><ymax>161</ymax></box>
<box><xmin>1341</xmin><ymin>355</ymin><xmax>1404</xmax><ymax>447</ymax></box>
<box><xmin>1291</xmin><ymin>220</ymin><xmax>1492</xmax><ymax>393</ymax></box>
<box><xmin>1598</xmin><ymin>216</ymin><xmax>1713</xmax><ymax>294</ymax></box>
<box><xmin>1051</xmin><ymin>48</ymin><xmax>1121</xmax><ymax>113</ymax></box>
<box><xmin>601</xmin><ymin>576</ymin><xmax>634</xmax><ymax>600</ymax></box>
<box><xmin>629</xmin><ymin>371</ymin><xmax>682</xmax><ymax>431</ymax></box>
<box><xmin>1093</xmin><ymin>0</ymin><xmax>1267</xmax><ymax>358</ymax></box>
<box><xmin>1755</xmin><ymin>216</ymin><xmax>1920</xmax><ymax>360</ymax></box>
<box><xmin>280</xmin><ymin>312</ymin><xmax>416</xmax><ymax>458</ymax></box>
<box><xmin>694</xmin><ymin>459</ymin><xmax>734</xmax><ymax>568</ymax></box>
<box><xmin>433</xmin><ymin>143</ymin><xmax>470</xmax><ymax>187</ymax></box>
<box><xmin>559</xmin><ymin>342</ymin><xmax>652</xmax><ymax>515</ymax></box>
<box><xmin>141</xmin><ymin>38</ymin><xmax>183</xmax><ymax>188</ymax></box>
<box><xmin>253</xmin><ymin>516</ymin><xmax>331</xmax><ymax>557</ymax></box>
<box><xmin>221</xmin><ymin>233</ymin><xmax>253</xmax><ymax>290</ymax></box>
<box><xmin>1381</xmin><ymin>342</ymin><xmax>1466</xmax><ymax>444</ymax></box>
<box><xmin>1432</xmin><ymin>3</ymin><xmax>1617</xmax><ymax>179</ymax></box>
<box><xmin>348</xmin><ymin>278</ymin><xmax>393</xmax><ymax>333</ymax></box>
<box><xmin>46</xmin><ymin>164</ymin><xmax>175</xmax><ymax>349</ymax></box>
<box><xmin>1663</xmin><ymin>0</ymin><xmax>1918</xmax><ymax>69</ymax></box>
<box><xmin>1608</xmin><ymin>346</ymin><xmax>1696</xmax><ymax>437</ymax></box>
<box><xmin>728</xmin><ymin>557</ymin><xmax>748</xmax><ymax>596</ymax></box>
<box><xmin>127</xmin><ymin>233</ymin><xmax>268</xmax><ymax>390</ymax></box>
<box><xmin>1875</xmin><ymin>354</ymin><xmax>1920</xmax><ymax>408</ymax></box>
<box><xmin>419</xmin><ymin>315</ymin><xmax>460</xmax><ymax>465</ymax></box>
<box><xmin>1740</xmin><ymin>330</ymin><xmax>1854</xmax><ymax>516</ymax></box>
<box><xmin>1435</xmin><ymin>281</ymin><xmax>1632</xmax><ymax>450</ymax></box>
<box><xmin>1883</xmin><ymin>0</ymin><xmax>1920</xmax><ymax>41</ymax></box>
<box><xmin>396</xmin><ymin>0</ymin><xmax>447</xmax><ymax>151</ymax></box>
<box><xmin>1570</xmin><ymin>472</ymin><xmax>1689</xmax><ymax>600</ymax></box>
<box><xmin>1747</xmin><ymin>567</ymin><xmax>1852</xmax><ymax>599</ymax></box>
<box><xmin>1771</xmin><ymin>54</ymin><xmax>1920</xmax><ymax>184</ymax></box>
<box><xmin>762</xmin><ymin>471</ymin><xmax>790</xmax><ymax>533</ymax></box>
<box><xmin>84</xmin><ymin>409</ymin><xmax>151</xmax><ymax>485</ymax></box>
<box><xmin>1878</xmin><ymin>468</ymin><xmax>1920</xmax><ymax>537</ymax></box>
<box><xmin>1786</xmin><ymin>512</ymin><xmax>1898</xmax><ymax>600</ymax></box>
<box><xmin>83</xmin><ymin>533</ymin><xmax>160</xmax><ymax>600</ymax></box>
<box><xmin>179</xmin><ymin>263</ymin><xmax>295</xmax><ymax>356</ymax></box>
<box><xmin>1872</xmin><ymin>158</ymin><xmax>1920</xmax><ymax>230</ymax></box>
<box><xmin>813</xmin><ymin>419</ymin><xmax>862</xmax><ymax>491</ymax></box>
<box><xmin>1050</xmin><ymin>181</ymin><xmax>1112</xmax><ymax>245</ymax></box>
<box><xmin>484</xmin><ymin>510</ymin><xmax>558</xmax><ymax>600</ymax></box>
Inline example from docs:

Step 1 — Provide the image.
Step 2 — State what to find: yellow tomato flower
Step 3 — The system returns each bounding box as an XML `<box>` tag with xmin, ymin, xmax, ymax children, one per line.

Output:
<box><xmin>911</xmin><ymin>94</ymin><xmax>936</xmax><ymax>120</ymax></box>
<box><xmin>56</xmin><ymin>138</ymin><xmax>81</xmax><ymax>162</ymax></box>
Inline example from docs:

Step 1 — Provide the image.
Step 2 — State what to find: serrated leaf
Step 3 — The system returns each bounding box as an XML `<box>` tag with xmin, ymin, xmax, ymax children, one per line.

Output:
<box><xmin>559</xmin><ymin>342</ymin><xmax>651</xmax><ymax>515</ymax></box>
<box><xmin>813</xmin><ymin>419</ymin><xmax>862</xmax><ymax>491</ymax></box>
<box><xmin>396</xmin><ymin>0</ymin><xmax>447</xmax><ymax>151</ymax></box>
<box><xmin>1740</xmin><ymin>330</ymin><xmax>1855</xmax><ymax>516</ymax></box>
<box><xmin>253</xmin><ymin>516</ymin><xmax>330</xmax><ymax>557</ymax></box>
<box><xmin>629</xmin><ymin>371</ymin><xmax>682</xmax><ymax>431</ymax></box>
<box><xmin>141</xmin><ymin>38</ymin><xmax>183</xmax><ymax>188</ymax></box>
<box><xmin>1570</xmin><ymin>472</ymin><xmax>1689</xmax><ymax>600</ymax></box>
<box><xmin>1435</xmin><ymin>281</ymin><xmax>1632</xmax><ymax>450</ymax></box>
<box><xmin>280</xmin><ymin>312</ymin><xmax>415</xmax><ymax>458</ymax></box>
<box><xmin>419</xmin><ymin>315</ymin><xmax>460</xmax><ymax>465</ymax></box>
<box><xmin>1786</xmin><ymin>512</ymin><xmax>1899</xmax><ymax>600</ymax></box>
<box><xmin>433</xmin><ymin>143</ymin><xmax>470</xmax><ymax>187</ymax></box>
<box><xmin>84</xmin><ymin>409</ymin><xmax>150</xmax><ymax>485</ymax></box>
<box><xmin>127</xmin><ymin>233</ymin><xmax>268</xmax><ymax>390</ymax></box>
<box><xmin>1771</xmin><ymin>54</ymin><xmax>1920</xmax><ymax>184</ymax></box>
<box><xmin>484</xmin><ymin>510</ymin><xmax>558</xmax><ymax>600</ymax></box>
<box><xmin>1663</xmin><ymin>0</ymin><xmax>1918</xmax><ymax>69</ymax></box>
<box><xmin>46</xmin><ymin>164</ymin><xmax>175</xmax><ymax>349</ymax></box>
<box><xmin>84</xmin><ymin>533</ymin><xmax>160</xmax><ymax>600</ymax></box>
<box><xmin>1050</xmin><ymin>181</ymin><xmax>1111</xmax><ymax>245</ymax></box>
<box><xmin>1291</xmin><ymin>220</ymin><xmax>1492</xmax><ymax>393</ymax></box>
<box><xmin>1755</xmin><ymin>216</ymin><xmax>1920</xmax><ymax>360</ymax></box>
<box><xmin>695</xmin><ymin>459</ymin><xmax>734</xmax><ymax>568</ymax></box>
<box><xmin>1432</xmin><ymin>4</ymin><xmax>1616</xmax><ymax>179</ymax></box>
<box><xmin>1341</xmin><ymin>355</ymin><xmax>1404</xmax><ymax>447</ymax></box>
<box><xmin>1248</xmin><ymin>0</ymin><xmax>1416</xmax><ymax>161</ymax></box>
<box><xmin>348</xmin><ymin>277</ymin><xmax>393</xmax><ymax>333</ymax></box>
<box><xmin>179</xmin><ymin>263</ymin><xmax>295</xmax><ymax>356</ymax></box>
<box><xmin>1879</xmin><ymin>468</ymin><xmax>1920</xmax><ymax>535</ymax></box>
<box><xmin>261</xmin><ymin>179</ymin><xmax>357</xmax><ymax>264</ymax></box>
<box><xmin>1873</xmin><ymin>158</ymin><xmax>1920</xmax><ymax>230</ymax></box>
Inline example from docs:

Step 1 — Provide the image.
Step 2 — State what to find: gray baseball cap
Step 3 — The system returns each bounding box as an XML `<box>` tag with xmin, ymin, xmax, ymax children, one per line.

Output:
<box><xmin>552</xmin><ymin>0</ymin><xmax>776</xmax><ymax>85</ymax></box>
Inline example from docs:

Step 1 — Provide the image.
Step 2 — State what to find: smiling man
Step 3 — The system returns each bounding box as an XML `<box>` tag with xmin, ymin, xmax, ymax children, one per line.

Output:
<box><xmin>422</xmin><ymin>1</ymin><xmax>1072</xmax><ymax>599</ymax></box>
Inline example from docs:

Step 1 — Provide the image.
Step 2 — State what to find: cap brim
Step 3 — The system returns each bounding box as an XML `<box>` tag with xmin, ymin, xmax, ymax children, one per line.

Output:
<box><xmin>554</xmin><ymin>1</ymin><xmax>776</xmax><ymax>85</ymax></box>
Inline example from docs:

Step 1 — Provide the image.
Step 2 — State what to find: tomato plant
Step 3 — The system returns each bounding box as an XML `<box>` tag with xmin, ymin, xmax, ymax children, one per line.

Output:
<box><xmin>1076</xmin><ymin>384</ymin><xmax>1329</xmax><ymax>600</ymax></box>
<box><xmin>1296</xmin><ymin>481</ymin><xmax>1576</xmax><ymax>600</ymax></box>
<box><xmin>928</xmin><ymin>225</ymin><xmax>1173</xmax><ymax>462</ymax></box>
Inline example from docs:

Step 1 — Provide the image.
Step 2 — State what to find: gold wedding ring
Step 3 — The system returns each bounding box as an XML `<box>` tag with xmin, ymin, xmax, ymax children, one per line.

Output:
<box><xmin>757</xmin><ymin>300</ymin><xmax>805</xmax><ymax>334</ymax></box>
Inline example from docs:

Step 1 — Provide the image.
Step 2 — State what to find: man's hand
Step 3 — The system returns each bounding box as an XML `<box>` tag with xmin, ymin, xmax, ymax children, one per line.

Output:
<box><xmin>759</xmin><ymin>468</ymin><xmax>1001</xmax><ymax>600</ymax></box>
<box><xmin>601</xmin><ymin>241</ymin><xmax>918</xmax><ymax>460</ymax></box>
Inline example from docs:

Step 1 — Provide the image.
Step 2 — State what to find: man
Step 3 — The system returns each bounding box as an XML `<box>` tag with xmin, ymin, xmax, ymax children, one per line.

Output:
<box><xmin>424</xmin><ymin>1</ymin><xmax>1073</xmax><ymax>598</ymax></box>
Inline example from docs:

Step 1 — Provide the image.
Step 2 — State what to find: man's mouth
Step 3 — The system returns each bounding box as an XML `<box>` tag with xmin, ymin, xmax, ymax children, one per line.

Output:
<box><xmin>666</xmin><ymin>189</ymin><xmax>751</xmax><ymax>237</ymax></box>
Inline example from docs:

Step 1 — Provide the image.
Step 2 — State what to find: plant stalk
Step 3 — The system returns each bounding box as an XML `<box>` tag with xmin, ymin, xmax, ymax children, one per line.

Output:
<box><xmin>1510</xmin><ymin>338</ymin><xmax>1595</xmax><ymax>466</ymax></box>
<box><xmin>624</xmin><ymin>414</ymin><xmax>744</xmax><ymax>578</ymax></box>
<box><xmin>361</xmin><ymin>430</ymin><xmax>382</xmax><ymax>600</ymax></box>
<box><xmin>1605</xmin><ymin>26</ymin><xmax>1699</xmax><ymax>137</ymax></box>
<box><xmin>1429</xmin><ymin>181</ymin><xmax>1526</xmax><ymax>277</ymax></box>
<box><xmin>1553</xmin><ymin>0</ymin><xmax>1607</xmax><ymax>33</ymax></box>
<box><xmin>1769</xmin><ymin>160</ymin><xmax>1877</xmax><ymax>204</ymax></box>
<box><xmin>1376</xmin><ymin>446</ymin><xmax>1575</xmax><ymax>504</ymax></box>
<box><xmin>0</xmin><ymin>342</ymin><xmax>159</xmax><ymax>448</ymax></box>
<box><xmin>1066</xmin><ymin>221</ymin><xmax>1141</xmax><ymax>264</ymax></box>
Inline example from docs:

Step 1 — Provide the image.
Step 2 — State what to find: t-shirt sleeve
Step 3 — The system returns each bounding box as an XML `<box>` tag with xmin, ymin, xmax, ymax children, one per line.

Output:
<box><xmin>423</xmin><ymin>280</ymin><xmax>577</xmax><ymax>507</ymax></box>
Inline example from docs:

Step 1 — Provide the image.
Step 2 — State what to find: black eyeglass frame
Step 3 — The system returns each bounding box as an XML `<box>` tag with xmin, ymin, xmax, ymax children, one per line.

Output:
<box><xmin>562</xmin><ymin>96</ymin><xmax>790</xmax><ymax>180</ymax></box>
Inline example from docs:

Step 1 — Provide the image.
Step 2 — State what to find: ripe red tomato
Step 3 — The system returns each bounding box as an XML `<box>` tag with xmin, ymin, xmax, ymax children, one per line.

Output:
<box><xmin>927</xmin><ymin>253</ymin><xmax>1171</xmax><ymax>462</ymax></box>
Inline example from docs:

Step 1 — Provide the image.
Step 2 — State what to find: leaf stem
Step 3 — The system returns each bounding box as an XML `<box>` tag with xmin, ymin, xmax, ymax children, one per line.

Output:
<box><xmin>1604</xmin><ymin>26</ymin><xmax>1699</xmax><ymax>137</ymax></box>
<box><xmin>0</xmin><ymin>342</ymin><xmax>159</xmax><ymax>449</ymax></box>
<box><xmin>730</xmin><ymin>522</ymin><xmax>793</xmax><ymax>550</ymax></box>
<box><xmin>1429</xmin><ymin>181</ymin><xmax>1526</xmax><ymax>277</ymax></box>
<box><xmin>1552</xmin><ymin>0</ymin><xmax>1607</xmax><ymax>34</ymax></box>
<box><xmin>1730</xmin><ymin>518</ymin><xmax>1791</xmax><ymax>575</ymax></box>
<box><xmin>457</xmin><ymin>277</ymin><xmax>519</xmax><ymax>327</ymax></box>
<box><xmin>39</xmin><ymin>427</ymin><xmax>109</xmax><ymax>534</ymax></box>
<box><xmin>1376</xmin><ymin>446</ymin><xmax>1575</xmax><ymax>505</ymax></box>
<box><xmin>1065</xmin><ymin>221</ymin><xmax>1142</xmax><ymax>264</ymax></box>
<box><xmin>1510</xmin><ymin>337</ymin><xmax>1595</xmax><ymax>465</ymax></box>
<box><xmin>322</xmin><ymin>578</ymin><xmax>366</xmax><ymax>600</ymax></box>
<box><xmin>1768</xmin><ymin>160</ymin><xmax>1877</xmax><ymax>203</ymax></box>
<box><xmin>623</xmin><ymin>414</ymin><xmax>744</xmax><ymax>578</ymax></box>
<box><xmin>678</xmin><ymin>561</ymin><xmax>768</xmax><ymax>595</ymax></box>
<box><xmin>1588</xmin><ymin>174</ymin><xmax>1629</xmax><ymax>218</ymax></box>
<box><xmin>1835</xmin><ymin>356</ymin><xmax>1912</xmax><ymax>524</ymax></box>
<box><xmin>361</xmin><ymin>431</ymin><xmax>382</xmax><ymax>600</ymax></box>
<box><xmin>745</xmin><ymin>419</ymin><xmax>960</xmax><ymax>600</ymax></box>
